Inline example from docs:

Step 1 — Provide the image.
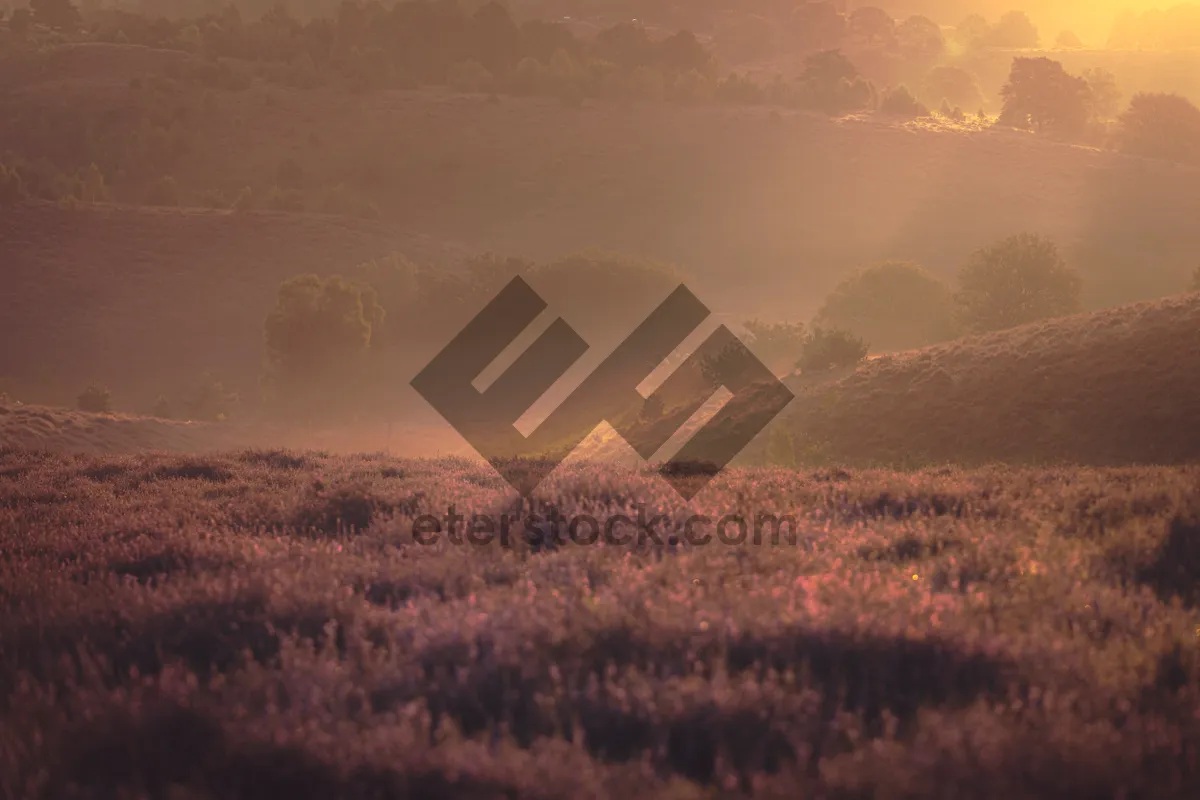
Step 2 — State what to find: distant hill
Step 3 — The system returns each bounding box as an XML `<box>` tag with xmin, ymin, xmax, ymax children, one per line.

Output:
<box><xmin>742</xmin><ymin>291</ymin><xmax>1200</xmax><ymax>468</ymax></box>
<box><xmin>4</xmin><ymin>43</ymin><xmax>1200</xmax><ymax>412</ymax></box>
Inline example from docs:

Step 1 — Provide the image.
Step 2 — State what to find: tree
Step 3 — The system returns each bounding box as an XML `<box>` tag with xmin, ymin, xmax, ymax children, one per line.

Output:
<box><xmin>848</xmin><ymin>6</ymin><xmax>895</xmax><ymax>46</ymax></box>
<box><xmin>955</xmin><ymin>234</ymin><xmax>1082</xmax><ymax>333</ymax></box>
<box><xmin>796</xmin><ymin>328</ymin><xmax>869</xmax><ymax>372</ymax></box>
<box><xmin>1055</xmin><ymin>30</ymin><xmax>1083</xmax><ymax>49</ymax></box>
<box><xmin>986</xmin><ymin>10</ymin><xmax>1039</xmax><ymax>48</ymax></box>
<box><xmin>472</xmin><ymin>1</ymin><xmax>521</xmax><ymax>75</ymax></box>
<box><xmin>184</xmin><ymin>373</ymin><xmax>238</xmax><ymax>421</ymax></box>
<box><xmin>814</xmin><ymin>261</ymin><xmax>959</xmax><ymax>352</ymax></box>
<box><xmin>263</xmin><ymin>273</ymin><xmax>385</xmax><ymax>418</ymax></box>
<box><xmin>954</xmin><ymin>13</ymin><xmax>990</xmax><ymax>48</ymax></box>
<box><xmin>77</xmin><ymin>384</ymin><xmax>112</xmax><ymax>413</ymax></box>
<box><xmin>1116</xmin><ymin>92</ymin><xmax>1200</xmax><ymax>166</ymax></box>
<box><xmin>29</xmin><ymin>0</ymin><xmax>80</xmax><ymax>31</ymax></box>
<box><xmin>788</xmin><ymin>1</ymin><xmax>847</xmax><ymax>52</ymax></box>
<box><xmin>1082</xmin><ymin>67</ymin><xmax>1121</xmax><ymax>122</ymax></box>
<box><xmin>998</xmin><ymin>57</ymin><xmax>1090</xmax><ymax>138</ymax></box>
<box><xmin>896</xmin><ymin>15</ymin><xmax>945</xmax><ymax>64</ymax></box>
<box><xmin>797</xmin><ymin>50</ymin><xmax>875</xmax><ymax>115</ymax></box>
<box><xmin>922</xmin><ymin>65</ymin><xmax>984</xmax><ymax>113</ymax></box>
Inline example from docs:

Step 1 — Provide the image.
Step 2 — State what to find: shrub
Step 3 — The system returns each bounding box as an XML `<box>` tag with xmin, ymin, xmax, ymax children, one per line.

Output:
<box><xmin>879</xmin><ymin>85</ymin><xmax>928</xmax><ymax>119</ymax></box>
<box><xmin>954</xmin><ymin>233</ymin><xmax>1083</xmax><ymax>333</ymax></box>
<box><xmin>1116</xmin><ymin>92</ymin><xmax>1200</xmax><ymax>166</ymax></box>
<box><xmin>813</xmin><ymin>261</ymin><xmax>959</xmax><ymax>352</ymax></box>
<box><xmin>77</xmin><ymin>384</ymin><xmax>113</xmax><ymax>413</ymax></box>
<box><xmin>184</xmin><ymin>373</ymin><xmax>238</xmax><ymax>422</ymax></box>
<box><xmin>796</xmin><ymin>327</ymin><xmax>870</xmax><ymax>372</ymax></box>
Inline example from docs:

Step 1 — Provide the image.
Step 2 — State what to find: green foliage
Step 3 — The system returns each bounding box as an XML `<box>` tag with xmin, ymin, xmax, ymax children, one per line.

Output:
<box><xmin>1116</xmin><ymin>92</ymin><xmax>1200</xmax><ymax>166</ymax></box>
<box><xmin>77</xmin><ymin>384</ymin><xmax>112</xmax><ymax>413</ymax></box>
<box><xmin>741</xmin><ymin>319</ymin><xmax>807</xmax><ymax>375</ymax></box>
<box><xmin>878</xmin><ymin>85</ymin><xmax>928</xmax><ymax>119</ymax></box>
<box><xmin>999</xmin><ymin>57</ymin><xmax>1090</xmax><ymax>138</ymax></box>
<box><xmin>263</xmin><ymin>273</ymin><xmax>385</xmax><ymax>418</ymax></box>
<box><xmin>796</xmin><ymin>327</ymin><xmax>870</xmax><ymax>372</ymax></box>
<box><xmin>955</xmin><ymin>233</ymin><xmax>1083</xmax><ymax>333</ymax></box>
<box><xmin>814</xmin><ymin>261</ymin><xmax>959</xmax><ymax>352</ymax></box>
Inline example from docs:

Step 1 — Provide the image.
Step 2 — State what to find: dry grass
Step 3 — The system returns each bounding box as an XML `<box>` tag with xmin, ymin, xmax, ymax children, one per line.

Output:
<box><xmin>754</xmin><ymin>291</ymin><xmax>1200</xmax><ymax>469</ymax></box>
<box><xmin>2</xmin><ymin>448</ymin><xmax>1200</xmax><ymax>797</ymax></box>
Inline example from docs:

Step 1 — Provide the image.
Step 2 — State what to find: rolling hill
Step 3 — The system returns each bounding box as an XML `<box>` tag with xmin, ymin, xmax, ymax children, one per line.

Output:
<box><xmin>4</xmin><ymin>43</ymin><xmax>1200</xmax><ymax>414</ymax></box>
<box><xmin>743</xmin><ymin>290</ymin><xmax>1200</xmax><ymax>468</ymax></box>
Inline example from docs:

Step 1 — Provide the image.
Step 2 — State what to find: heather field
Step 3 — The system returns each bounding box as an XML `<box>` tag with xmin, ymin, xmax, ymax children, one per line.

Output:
<box><xmin>3</xmin><ymin>448</ymin><xmax>1200</xmax><ymax>798</ymax></box>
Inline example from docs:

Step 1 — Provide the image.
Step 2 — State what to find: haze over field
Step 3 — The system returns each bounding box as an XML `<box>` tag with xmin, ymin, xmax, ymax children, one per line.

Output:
<box><xmin>2</xmin><ymin>1</ymin><xmax>1200</xmax><ymax>797</ymax></box>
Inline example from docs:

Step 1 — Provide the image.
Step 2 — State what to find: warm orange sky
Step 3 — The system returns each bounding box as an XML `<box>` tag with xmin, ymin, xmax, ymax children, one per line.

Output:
<box><xmin>872</xmin><ymin>2</ymin><xmax>1186</xmax><ymax>44</ymax></box>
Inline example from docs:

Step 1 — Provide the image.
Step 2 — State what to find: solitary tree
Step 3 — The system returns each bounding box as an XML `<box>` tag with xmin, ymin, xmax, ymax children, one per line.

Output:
<box><xmin>814</xmin><ymin>261</ymin><xmax>959</xmax><ymax>352</ymax></box>
<box><xmin>1116</xmin><ymin>92</ymin><xmax>1200</xmax><ymax>166</ymax></box>
<box><xmin>986</xmin><ymin>10</ymin><xmax>1040</xmax><ymax>48</ymax></box>
<box><xmin>263</xmin><ymin>274</ymin><xmax>385</xmax><ymax>419</ymax></box>
<box><xmin>998</xmin><ymin>57</ymin><xmax>1090</xmax><ymax>138</ymax></box>
<box><xmin>955</xmin><ymin>234</ymin><xmax>1083</xmax><ymax>333</ymax></box>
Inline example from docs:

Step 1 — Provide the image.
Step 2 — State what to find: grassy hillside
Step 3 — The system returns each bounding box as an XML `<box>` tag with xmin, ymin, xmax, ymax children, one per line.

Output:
<box><xmin>4</xmin><ymin>43</ymin><xmax>1200</xmax><ymax>412</ymax></box>
<box><xmin>751</xmin><ymin>291</ymin><xmax>1200</xmax><ymax>468</ymax></box>
<box><xmin>2</xmin><ymin>449</ymin><xmax>1200</xmax><ymax>797</ymax></box>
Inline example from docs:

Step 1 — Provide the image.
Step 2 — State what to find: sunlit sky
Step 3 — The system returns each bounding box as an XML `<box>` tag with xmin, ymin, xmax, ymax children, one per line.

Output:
<box><xmin>877</xmin><ymin>2</ymin><xmax>1192</xmax><ymax>44</ymax></box>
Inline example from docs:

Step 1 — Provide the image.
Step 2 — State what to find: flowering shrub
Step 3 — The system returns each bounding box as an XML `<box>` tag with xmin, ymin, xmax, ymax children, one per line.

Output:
<box><xmin>2</xmin><ymin>449</ymin><xmax>1200</xmax><ymax>797</ymax></box>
